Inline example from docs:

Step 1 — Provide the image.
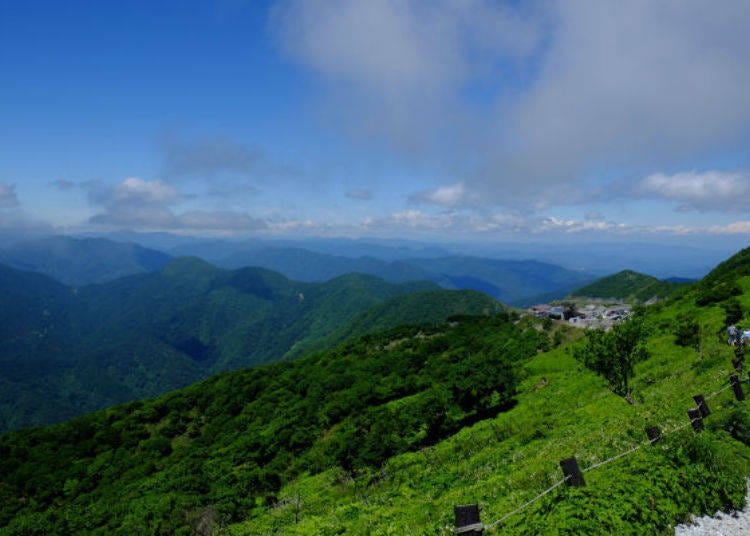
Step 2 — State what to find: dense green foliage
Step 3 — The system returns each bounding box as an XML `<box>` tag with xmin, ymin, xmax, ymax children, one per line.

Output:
<box><xmin>573</xmin><ymin>318</ymin><xmax>650</xmax><ymax>396</ymax></box>
<box><xmin>0</xmin><ymin>259</ymin><xmax>501</xmax><ymax>431</ymax></box>
<box><xmin>7</xmin><ymin>248</ymin><xmax>750</xmax><ymax>533</ymax></box>
<box><xmin>0</xmin><ymin>314</ymin><xmax>546</xmax><ymax>534</ymax></box>
<box><xmin>220</xmin><ymin>248</ymin><xmax>750</xmax><ymax>534</ymax></box>
<box><xmin>570</xmin><ymin>269</ymin><xmax>684</xmax><ymax>302</ymax></box>
<box><xmin>673</xmin><ymin>313</ymin><xmax>701</xmax><ymax>350</ymax></box>
<box><xmin>287</xmin><ymin>288</ymin><xmax>505</xmax><ymax>358</ymax></box>
<box><xmin>0</xmin><ymin>236</ymin><xmax>171</xmax><ymax>286</ymax></box>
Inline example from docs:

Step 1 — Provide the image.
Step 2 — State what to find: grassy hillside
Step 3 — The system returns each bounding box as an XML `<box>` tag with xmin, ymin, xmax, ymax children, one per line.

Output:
<box><xmin>4</xmin><ymin>249</ymin><xmax>750</xmax><ymax>533</ymax></box>
<box><xmin>570</xmin><ymin>269</ymin><xmax>685</xmax><ymax>302</ymax></box>
<box><xmin>231</xmin><ymin>263</ymin><xmax>750</xmax><ymax>534</ymax></box>
<box><xmin>1</xmin><ymin>259</ymin><xmax>498</xmax><ymax>431</ymax></box>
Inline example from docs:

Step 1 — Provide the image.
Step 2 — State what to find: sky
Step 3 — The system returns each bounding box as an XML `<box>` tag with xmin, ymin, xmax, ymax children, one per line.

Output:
<box><xmin>2</xmin><ymin>0</ymin><xmax>750</xmax><ymax>245</ymax></box>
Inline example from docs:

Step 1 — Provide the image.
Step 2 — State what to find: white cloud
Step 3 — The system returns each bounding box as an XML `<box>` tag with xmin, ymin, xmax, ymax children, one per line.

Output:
<box><xmin>409</xmin><ymin>182</ymin><xmax>472</xmax><ymax>207</ymax></box>
<box><xmin>537</xmin><ymin>216</ymin><xmax>629</xmax><ymax>234</ymax></box>
<box><xmin>86</xmin><ymin>177</ymin><xmax>265</xmax><ymax>233</ymax></box>
<box><xmin>271</xmin><ymin>0</ymin><xmax>750</xmax><ymax>209</ymax></box>
<box><xmin>114</xmin><ymin>177</ymin><xmax>180</xmax><ymax>205</ymax></box>
<box><xmin>0</xmin><ymin>183</ymin><xmax>19</xmax><ymax>208</ymax></box>
<box><xmin>361</xmin><ymin>208</ymin><xmax>531</xmax><ymax>237</ymax></box>
<box><xmin>478</xmin><ymin>0</ymin><xmax>750</xmax><ymax>204</ymax></box>
<box><xmin>271</xmin><ymin>0</ymin><xmax>542</xmax><ymax>152</ymax></box>
<box><xmin>708</xmin><ymin>221</ymin><xmax>750</xmax><ymax>235</ymax></box>
<box><xmin>466</xmin><ymin>212</ymin><xmax>527</xmax><ymax>232</ymax></box>
<box><xmin>637</xmin><ymin>170</ymin><xmax>750</xmax><ymax>211</ymax></box>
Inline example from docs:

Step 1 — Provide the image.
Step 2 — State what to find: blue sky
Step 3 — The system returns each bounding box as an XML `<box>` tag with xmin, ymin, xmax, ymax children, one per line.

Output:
<box><xmin>2</xmin><ymin>0</ymin><xmax>750</xmax><ymax>243</ymax></box>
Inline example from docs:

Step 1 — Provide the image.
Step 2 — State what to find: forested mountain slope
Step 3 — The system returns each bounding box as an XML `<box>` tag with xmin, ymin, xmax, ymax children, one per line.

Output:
<box><xmin>5</xmin><ymin>248</ymin><xmax>750</xmax><ymax>533</ymax></box>
<box><xmin>0</xmin><ymin>259</ymin><xmax>497</xmax><ymax>431</ymax></box>
<box><xmin>0</xmin><ymin>314</ymin><xmax>546</xmax><ymax>533</ymax></box>
<box><xmin>570</xmin><ymin>269</ymin><xmax>686</xmax><ymax>302</ymax></box>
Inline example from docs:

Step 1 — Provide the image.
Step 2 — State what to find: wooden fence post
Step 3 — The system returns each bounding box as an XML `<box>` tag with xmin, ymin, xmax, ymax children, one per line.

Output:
<box><xmin>693</xmin><ymin>394</ymin><xmax>710</xmax><ymax>417</ymax></box>
<box><xmin>688</xmin><ymin>408</ymin><xmax>704</xmax><ymax>433</ymax></box>
<box><xmin>454</xmin><ymin>504</ymin><xmax>484</xmax><ymax>534</ymax></box>
<box><xmin>645</xmin><ymin>425</ymin><xmax>661</xmax><ymax>444</ymax></box>
<box><xmin>730</xmin><ymin>374</ymin><xmax>745</xmax><ymax>401</ymax></box>
<box><xmin>560</xmin><ymin>457</ymin><xmax>585</xmax><ymax>487</ymax></box>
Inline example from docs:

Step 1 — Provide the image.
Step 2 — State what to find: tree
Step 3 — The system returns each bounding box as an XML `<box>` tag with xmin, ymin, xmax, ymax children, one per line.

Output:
<box><xmin>574</xmin><ymin>319</ymin><xmax>649</xmax><ymax>397</ymax></box>
<box><xmin>673</xmin><ymin>314</ymin><xmax>700</xmax><ymax>350</ymax></box>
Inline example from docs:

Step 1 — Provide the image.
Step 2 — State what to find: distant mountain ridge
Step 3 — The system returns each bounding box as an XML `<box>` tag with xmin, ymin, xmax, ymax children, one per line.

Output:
<box><xmin>0</xmin><ymin>258</ymin><xmax>500</xmax><ymax>431</ymax></box>
<box><xmin>0</xmin><ymin>236</ymin><xmax>171</xmax><ymax>286</ymax></box>
<box><xmin>1</xmin><ymin>236</ymin><xmax>595</xmax><ymax>306</ymax></box>
<box><xmin>216</xmin><ymin>247</ymin><xmax>593</xmax><ymax>306</ymax></box>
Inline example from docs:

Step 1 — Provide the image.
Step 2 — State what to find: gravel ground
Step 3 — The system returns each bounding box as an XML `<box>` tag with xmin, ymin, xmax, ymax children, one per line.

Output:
<box><xmin>674</xmin><ymin>480</ymin><xmax>750</xmax><ymax>535</ymax></box>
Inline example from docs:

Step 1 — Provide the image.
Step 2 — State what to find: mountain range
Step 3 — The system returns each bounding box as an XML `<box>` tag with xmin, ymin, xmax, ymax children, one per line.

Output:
<box><xmin>3</xmin><ymin>247</ymin><xmax>750</xmax><ymax>533</ymax></box>
<box><xmin>1</xmin><ymin>236</ymin><xmax>596</xmax><ymax>305</ymax></box>
<box><xmin>0</xmin><ymin>257</ymin><xmax>501</xmax><ymax>431</ymax></box>
<box><xmin>216</xmin><ymin>247</ymin><xmax>595</xmax><ymax>306</ymax></box>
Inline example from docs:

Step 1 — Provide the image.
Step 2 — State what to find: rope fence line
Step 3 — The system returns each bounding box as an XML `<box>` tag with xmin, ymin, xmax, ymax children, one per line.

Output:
<box><xmin>707</xmin><ymin>383</ymin><xmax>733</xmax><ymax>400</ymax></box>
<box><xmin>452</xmin><ymin>363</ymin><xmax>750</xmax><ymax>533</ymax></box>
<box><xmin>581</xmin><ymin>443</ymin><xmax>643</xmax><ymax>474</ymax></box>
<box><xmin>482</xmin><ymin>476</ymin><xmax>569</xmax><ymax>530</ymax></box>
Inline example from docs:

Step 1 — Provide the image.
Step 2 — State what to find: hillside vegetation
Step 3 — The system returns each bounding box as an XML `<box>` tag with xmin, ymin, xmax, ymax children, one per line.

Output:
<box><xmin>0</xmin><ymin>314</ymin><xmax>546</xmax><ymax>534</ymax></box>
<box><xmin>0</xmin><ymin>259</ymin><xmax>499</xmax><ymax>431</ymax></box>
<box><xmin>570</xmin><ymin>269</ymin><xmax>685</xmax><ymax>302</ymax></box>
<box><xmin>4</xmin><ymin>248</ymin><xmax>750</xmax><ymax>533</ymax></box>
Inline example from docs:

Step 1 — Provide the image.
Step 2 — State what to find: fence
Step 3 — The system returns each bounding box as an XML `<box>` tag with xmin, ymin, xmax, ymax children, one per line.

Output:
<box><xmin>453</xmin><ymin>353</ymin><xmax>748</xmax><ymax>533</ymax></box>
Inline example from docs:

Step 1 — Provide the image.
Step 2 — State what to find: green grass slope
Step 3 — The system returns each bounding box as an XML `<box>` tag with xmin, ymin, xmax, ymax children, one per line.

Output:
<box><xmin>230</xmin><ymin>274</ymin><xmax>750</xmax><ymax>534</ymax></box>
<box><xmin>570</xmin><ymin>269</ymin><xmax>685</xmax><ymax>302</ymax></box>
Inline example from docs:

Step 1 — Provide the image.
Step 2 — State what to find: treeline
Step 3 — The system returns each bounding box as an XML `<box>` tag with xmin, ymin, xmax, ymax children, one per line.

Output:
<box><xmin>0</xmin><ymin>314</ymin><xmax>547</xmax><ymax>534</ymax></box>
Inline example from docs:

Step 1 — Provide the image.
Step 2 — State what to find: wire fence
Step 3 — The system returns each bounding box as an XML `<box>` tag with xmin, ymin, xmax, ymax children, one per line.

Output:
<box><xmin>452</xmin><ymin>364</ymin><xmax>749</xmax><ymax>533</ymax></box>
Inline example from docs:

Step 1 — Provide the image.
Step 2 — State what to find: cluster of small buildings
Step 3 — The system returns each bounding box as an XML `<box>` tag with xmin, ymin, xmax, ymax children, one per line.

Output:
<box><xmin>528</xmin><ymin>302</ymin><xmax>632</xmax><ymax>329</ymax></box>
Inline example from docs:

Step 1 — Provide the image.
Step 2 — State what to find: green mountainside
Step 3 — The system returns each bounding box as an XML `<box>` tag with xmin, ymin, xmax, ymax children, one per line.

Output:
<box><xmin>4</xmin><ymin>248</ymin><xmax>750</xmax><ymax>533</ymax></box>
<box><xmin>0</xmin><ymin>315</ymin><xmax>544</xmax><ymax>534</ymax></box>
<box><xmin>0</xmin><ymin>259</ymin><xmax>500</xmax><ymax>431</ymax></box>
<box><xmin>286</xmin><ymin>288</ymin><xmax>505</xmax><ymax>358</ymax></box>
<box><xmin>0</xmin><ymin>236</ymin><xmax>171</xmax><ymax>286</ymax></box>
<box><xmin>569</xmin><ymin>269</ymin><xmax>686</xmax><ymax>302</ymax></box>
